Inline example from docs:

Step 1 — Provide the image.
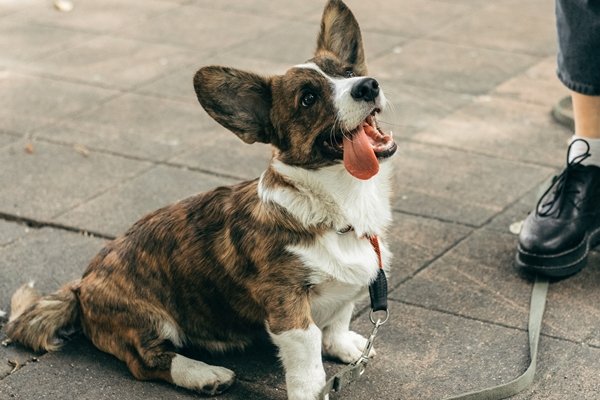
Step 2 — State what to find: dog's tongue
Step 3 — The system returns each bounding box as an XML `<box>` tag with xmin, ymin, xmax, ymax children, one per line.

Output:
<box><xmin>343</xmin><ymin>126</ymin><xmax>379</xmax><ymax>180</ymax></box>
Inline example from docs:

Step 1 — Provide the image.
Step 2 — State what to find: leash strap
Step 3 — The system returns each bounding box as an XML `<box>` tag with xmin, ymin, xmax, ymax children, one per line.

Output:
<box><xmin>443</xmin><ymin>276</ymin><xmax>549</xmax><ymax>400</ymax></box>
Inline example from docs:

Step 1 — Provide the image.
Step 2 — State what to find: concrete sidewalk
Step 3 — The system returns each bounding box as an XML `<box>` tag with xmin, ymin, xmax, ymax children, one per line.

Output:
<box><xmin>1</xmin><ymin>0</ymin><xmax>598</xmax><ymax>399</ymax></box>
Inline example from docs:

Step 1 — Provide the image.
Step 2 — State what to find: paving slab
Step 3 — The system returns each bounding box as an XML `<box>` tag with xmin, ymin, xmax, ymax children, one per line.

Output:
<box><xmin>0</xmin><ymin>139</ymin><xmax>151</xmax><ymax>221</ymax></box>
<box><xmin>14</xmin><ymin>0</ymin><xmax>177</xmax><ymax>34</ymax></box>
<box><xmin>0</xmin><ymin>227</ymin><xmax>106</xmax><ymax>379</ymax></box>
<box><xmin>169</xmin><ymin>129</ymin><xmax>273</xmax><ymax>180</ymax></box>
<box><xmin>0</xmin><ymin>228</ymin><xmax>107</xmax><ymax>311</ymax></box>
<box><xmin>0</xmin><ymin>19</ymin><xmax>94</xmax><ymax>67</ymax></box>
<box><xmin>391</xmin><ymin>141</ymin><xmax>553</xmax><ymax>226</ymax></box>
<box><xmin>352</xmin><ymin>212</ymin><xmax>472</xmax><ymax>315</ymax></box>
<box><xmin>429</xmin><ymin>0</ymin><xmax>556</xmax><ymax>57</ymax></box>
<box><xmin>385</xmin><ymin>213</ymin><xmax>472</xmax><ymax>286</ymax></box>
<box><xmin>486</xmin><ymin>181</ymin><xmax>552</xmax><ymax>234</ymax></box>
<box><xmin>321</xmin><ymin>0</ymin><xmax>474</xmax><ymax>38</ymax></box>
<box><xmin>0</xmin><ymin>0</ymin><xmax>45</xmax><ymax>17</ymax></box>
<box><xmin>412</xmin><ymin>96</ymin><xmax>568</xmax><ymax>167</ymax></box>
<box><xmin>0</xmin><ymin>336</ymin><xmax>287</xmax><ymax>400</ymax></box>
<box><xmin>229</xmin><ymin>20</ymin><xmax>405</xmax><ymax>66</ymax></box>
<box><xmin>55</xmin><ymin>165</ymin><xmax>237</xmax><ymax>237</ymax></box>
<box><xmin>36</xmin><ymin>92</ymin><xmax>215</xmax><ymax>161</ymax></box>
<box><xmin>0</xmin><ymin>221</ymin><xmax>29</xmax><ymax>247</ymax></box>
<box><xmin>395</xmin><ymin>229</ymin><xmax>600</xmax><ymax>344</ymax></box>
<box><xmin>512</xmin><ymin>342</ymin><xmax>600</xmax><ymax>400</ymax></box>
<box><xmin>185</xmin><ymin>0</ymin><xmax>323</xmax><ymax>19</ymax></box>
<box><xmin>28</xmin><ymin>35</ymin><xmax>198</xmax><ymax>90</ymax></box>
<box><xmin>493</xmin><ymin>57</ymin><xmax>570</xmax><ymax>110</ymax></box>
<box><xmin>0</xmin><ymin>70</ymin><xmax>117</xmax><ymax>134</ymax></box>
<box><xmin>377</xmin><ymin>79</ymin><xmax>475</xmax><ymax>136</ymax></box>
<box><xmin>134</xmin><ymin>50</ymin><xmax>299</xmax><ymax>103</ymax></box>
<box><xmin>119</xmin><ymin>6</ymin><xmax>282</xmax><ymax>52</ymax></box>
<box><xmin>370</xmin><ymin>39</ymin><xmax>539</xmax><ymax>95</ymax></box>
<box><xmin>331</xmin><ymin>302</ymin><xmax>532</xmax><ymax>399</ymax></box>
<box><xmin>0</xmin><ymin>133</ymin><xmax>19</xmax><ymax>148</ymax></box>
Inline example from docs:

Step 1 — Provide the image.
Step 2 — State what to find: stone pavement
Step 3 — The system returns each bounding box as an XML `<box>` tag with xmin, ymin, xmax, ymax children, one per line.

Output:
<box><xmin>0</xmin><ymin>0</ymin><xmax>599</xmax><ymax>399</ymax></box>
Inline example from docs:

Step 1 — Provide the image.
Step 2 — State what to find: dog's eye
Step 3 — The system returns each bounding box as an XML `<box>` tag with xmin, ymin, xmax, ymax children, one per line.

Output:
<box><xmin>301</xmin><ymin>92</ymin><xmax>317</xmax><ymax>108</ymax></box>
<box><xmin>344</xmin><ymin>69</ymin><xmax>355</xmax><ymax>78</ymax></box>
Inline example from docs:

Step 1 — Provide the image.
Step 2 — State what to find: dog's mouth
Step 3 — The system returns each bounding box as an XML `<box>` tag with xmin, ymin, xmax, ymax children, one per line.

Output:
<box><xmin>320</xmin><ymin>109</ymin><xmax>397</xmax><ymax>180</ymax></box>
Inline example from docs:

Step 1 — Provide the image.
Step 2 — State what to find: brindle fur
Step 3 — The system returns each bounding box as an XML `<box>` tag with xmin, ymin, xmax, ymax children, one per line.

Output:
<box><xmin>6</xmin><ymin>0</ymin><xmax>378</xmax><ymax>394</ymax></box>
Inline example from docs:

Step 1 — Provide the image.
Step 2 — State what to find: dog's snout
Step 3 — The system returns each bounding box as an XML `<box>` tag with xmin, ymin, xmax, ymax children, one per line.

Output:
<box><xmin>350</xmin><ymin>78</ymin><xmax>379</xmax><ymax>102</ymax></box>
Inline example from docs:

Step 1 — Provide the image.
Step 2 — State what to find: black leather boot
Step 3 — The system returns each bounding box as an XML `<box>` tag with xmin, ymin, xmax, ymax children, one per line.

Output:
<box><xmin>516</xmin><ymin>139</ymin><xmax>600</xmax><ymax>277</ymax></box>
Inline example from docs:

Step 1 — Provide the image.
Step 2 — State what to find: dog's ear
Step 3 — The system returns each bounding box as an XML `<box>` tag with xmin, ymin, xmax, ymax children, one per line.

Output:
<box><xmin>194</xmin><ymin>66</ymin><xmax>272</xmax><ymax>144</ymax></box>
<box><xmin>316</xmin><ymin>0</ymin><xmax>367</xmax><ymax>75</ymax></box>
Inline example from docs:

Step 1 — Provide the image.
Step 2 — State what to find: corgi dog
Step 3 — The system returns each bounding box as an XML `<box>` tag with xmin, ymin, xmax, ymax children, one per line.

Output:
<box><xmin>5</xmin><ymin>1</ymin><xmax>397</xmax><ymax>399</ymax></box>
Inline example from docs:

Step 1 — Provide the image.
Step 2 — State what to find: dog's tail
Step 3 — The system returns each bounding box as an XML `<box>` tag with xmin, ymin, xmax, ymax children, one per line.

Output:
<box><xmin>5</xmin><ymin>280</ymin><xmax>81</xmax><ymax>352</ymax></box>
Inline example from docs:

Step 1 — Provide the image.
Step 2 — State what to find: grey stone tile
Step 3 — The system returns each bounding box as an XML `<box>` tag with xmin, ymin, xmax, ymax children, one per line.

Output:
<box><xmin>0</xmin><ymin>132</ymin><xmax>19</xmax><ymax>147</ymax></box>
<box><xmin>0</xmin><ymin>228</ymin><xmax>106</xmax><ymax>313</ymax></box>
<box><xmin>512</xmin><ymin>342</ymin><xmax>600</xmax><ymax>400</ymax></box>
<box><xmin>36</xmin><ymin>92</ymin><xmax>216</xmax><ymax>161</ymax></box>
<box><xmin>134</xmin><ymin>56</ymin><xmax>290</xmax><ymax>103</ymax></box>
<box><xmin>395</xmin><ymin>229</ymin><xmax>600</xmax><ymax>343</ymax></box>
<box><xmin>486</xmin><ymin>180</ymin><xmax>553</xmax><ymax>234</ymax></box>
<box><xmin>0</xmin><ymin>221</ymin><xmax>29</xmax><ymax>247</ymax></box>
<box><xmin>17</xmin><ymin>0</ymin><xmax>176</xmax><ymax>33</ymax></box>
<box><xmin>353</xmin><ymin>212</ymin><xmax>472</xmax><ymax>314</ymax></box>
<box><xmin>0</xmin><ymin>139</ymin><xmax>151</xmax><ymax>220</ymax></box>
<box><xmin>0</xmin><ymin>336</ymin><xmax>287</xmax><ymax>400</ymax></box>
<box><xmin>229</xmin><ymin>21</ymin><xmax>405</xmax><ymax>66</ymax></box>
<box><xmin>226</xmin><ymin>21</ymin><xmax>321</xmax><ymax>65</ymax></box>
<box><xmin>0</xmin><ymin>0</ymin><xmax>45</xmax><ymax>17</ymax></box>
<box><xmin>429</xmin><ymin>0</ymin><xmax>556</xmax><ymax>56</ymax></box>
<box><xmin>55</xmin><ymin>165</ymin><xmax>237</xmax><ymax>237</ymax></box>
<box><xmin>340</xmin><ymin>302</ymin><xmax>534</xmax><ymax>399</ymax></box>
<box><xmin>377</xmin><ymin>79</ymin><xmax>475</xmax><ymax>136</ymax></box>
<box><xmin>588</xmin><ymin>330</ymin><xmax>600</xmax><ymax>348</ymax></box>
<box><xmin>0</xmin><ymin>19</ymin><xmax>94</xmax><ymax>66</ymax></box>
<box><xmin>0</xmin><ymin>227</ymin><xmax>105</xmax><ymax>379</ymax></box>
<box><xmin>369</xmin><ymin>39</ymin><xmax>539</xmax><ymax>95</ymax></box>
<box><xmin>493</xmin><ymin>57</ymin><xmax>570</xmax><ymax>110</ymax></box>
<box><xmin>412</xmin><ymin>96</ymin><xmax>569</xmax><ymax>167</ymax></box>
<box><xmin>385</xmin><ymin>212</ymin><xmax>472</xmax><ymax>286</ymax></box>
<box><xmin>393</xmin><ymin>230</ymin><xmax>531</xmax><ymax>328</ymax></box>
<box><xmin>29</xmin><ymin>35</ymin><xmax>198</xmax><ymax>90</ymax></box>
<box><xmin>186</xmin><ymin>0</ymin><xmax>323</xmax><ymax>19</ymax></box>
<box><xmin>312</xmin><ymin>0</ymin><xmax>473</xmax><ymax>39</ymax></box>
<box><xmin>0</xmin><ymin>70</ymin><xmax>118</xmax><ymax>134</ymax></box>
<box><xmin>391</xmin><ymin>141</ymin><xmax>553</xmax><ymax>226</ymax></box>
<box><xmin>541</xmin><ymin>253</ymin><xmax>600</xmax><ymax>343</ymax></box>
<box><xmin>169</xmin><ymin>128</ymin><xmax>272</xmax><ymax>180</ymax></box>
<box><xmin>119</xmin><ymin>6</ymin><xmax>281</xmax><ymax>52</ymax></box>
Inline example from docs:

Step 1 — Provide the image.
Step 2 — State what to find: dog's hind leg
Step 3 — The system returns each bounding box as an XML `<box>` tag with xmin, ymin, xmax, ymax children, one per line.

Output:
<box><xmin>122</xmin><ymin>347</ymin><xmax>236</xmax><ymax>395</ymax></box>
<box><xmin>168</xmin><ymin>354</ymin><xmax>236</xmax><ymax>395</ymax></box>
<box><xmin>85</xmin><ymin>317</ymin><xmax>236</xmax><ymax>395</ymax></box>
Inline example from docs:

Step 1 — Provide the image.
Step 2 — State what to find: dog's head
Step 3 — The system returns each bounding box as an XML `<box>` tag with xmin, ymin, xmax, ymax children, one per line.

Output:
<box><xmin>194</xmin><ymin>0</ymin><xmax>397</xmax><ymax>180</ymax></box>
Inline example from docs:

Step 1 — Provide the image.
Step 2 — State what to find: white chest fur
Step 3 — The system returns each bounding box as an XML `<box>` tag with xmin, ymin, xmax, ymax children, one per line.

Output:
<box><xmin>259</xmin><ymin>160</ymin><xmax>394</xmax><ymax>327</ymax></box>
<box><xmin>259</xmin><ymin>160</ymin><xmax>394</xmax><ymax>237</ymax></box>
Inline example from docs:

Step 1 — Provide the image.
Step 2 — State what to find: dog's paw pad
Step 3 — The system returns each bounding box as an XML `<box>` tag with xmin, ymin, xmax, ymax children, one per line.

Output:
<box><xmin>198</xmin><ymin>367</ymin><xmax>235</xmax><ymax>396</ymax></box>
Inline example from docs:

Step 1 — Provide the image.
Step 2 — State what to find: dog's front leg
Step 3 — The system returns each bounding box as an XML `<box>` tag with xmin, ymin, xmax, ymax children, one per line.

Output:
<box><xmin>322</xmin><ymin>302</ymin><xmax>375</xmax><ymax>363</ymax></box>
<box><xmin>267</xmin><ymin>300</ymin><xmax>326</xmax><ymax>400</ymax></box>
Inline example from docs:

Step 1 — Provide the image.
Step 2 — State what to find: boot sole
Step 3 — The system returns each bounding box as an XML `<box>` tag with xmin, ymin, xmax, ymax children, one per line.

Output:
<box><xmin>515</xmin><ymin>227</ymin><xmax>600</xmax><ymax>278</ymax></box>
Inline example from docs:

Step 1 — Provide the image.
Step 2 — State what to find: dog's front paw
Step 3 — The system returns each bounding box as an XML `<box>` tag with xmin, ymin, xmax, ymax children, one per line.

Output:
<box><xmin>286</xmin><ymin>369</ymin><xmax>326</xmax><ymax>400</ymax></box>
<box><xmin>322</xmin><ymin>330</ymin><xmax>375</xmax><ymax>364</ymax></box>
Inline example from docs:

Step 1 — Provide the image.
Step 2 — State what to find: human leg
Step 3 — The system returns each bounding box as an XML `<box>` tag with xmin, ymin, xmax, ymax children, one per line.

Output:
<box><xmin>515</xmin><ymin>0</ymin><xmax>600</xmax><ymax>277</ymax></box>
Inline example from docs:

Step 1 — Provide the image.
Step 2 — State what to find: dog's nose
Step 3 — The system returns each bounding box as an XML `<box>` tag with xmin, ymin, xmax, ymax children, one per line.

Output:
<box><xmin>350</xmin><ymin>78</ymin><xmax>380</xmax><ymax>102</ymax></box>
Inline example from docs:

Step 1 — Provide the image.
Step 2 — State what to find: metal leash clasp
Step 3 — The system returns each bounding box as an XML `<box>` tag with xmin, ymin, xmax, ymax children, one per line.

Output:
<box><xmin>318</xmin><ymin>310</ymin><xmax>389</xmax><ymax>399</ymax></box>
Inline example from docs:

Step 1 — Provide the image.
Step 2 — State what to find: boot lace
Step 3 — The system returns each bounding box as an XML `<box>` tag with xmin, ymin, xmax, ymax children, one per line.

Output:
<box><xmin>536</xmin><ymin>139</ymin><xmax>591</xmax><ymax>218</ymax></box>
